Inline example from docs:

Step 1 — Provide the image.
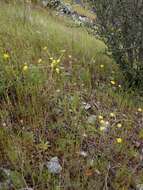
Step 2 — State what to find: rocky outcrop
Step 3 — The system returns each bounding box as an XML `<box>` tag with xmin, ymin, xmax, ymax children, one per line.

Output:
<box><xmin>42</xmin><ymin>0</ymin><xmax>97</xmax><ymax>33</ymax></box>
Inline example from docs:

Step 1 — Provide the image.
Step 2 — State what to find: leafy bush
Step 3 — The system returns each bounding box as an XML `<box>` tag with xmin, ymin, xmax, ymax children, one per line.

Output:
<box><xmin>92</xmin><ymin>0</ymin><xmax>143</xmax><ymax>88</ymax></box>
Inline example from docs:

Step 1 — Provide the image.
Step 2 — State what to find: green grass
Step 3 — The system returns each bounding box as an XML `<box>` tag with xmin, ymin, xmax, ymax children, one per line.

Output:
<box><xmin>0</xmin><ymin>1</ymin><xmax>143</xmax><ymax>190</ymax></box>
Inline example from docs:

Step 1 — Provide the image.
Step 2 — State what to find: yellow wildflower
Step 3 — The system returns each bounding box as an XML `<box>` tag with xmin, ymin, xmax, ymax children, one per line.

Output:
<box><xmin>116</xmin><ymin>138</ymin><xmax>123</xmax><ymax>143</ymax></box>
<box><xmin>110</xmin><ymin>112</ymin><xmax>115</xmax><ymax>118</ymax></box>
<box><xmin>100</xmin><ymin>64</ymin><xmax>104</xmax><ymax>68</ymax></box>
<box><xmin>57</xmin><ymin>59</ymin><xmax>60</xmax><ymax>64</ymax></box>
<box><xmin>51</xmin><ymin>59</ymin><xmax>60</xmax><ymax>69</ymax></box>
<box><xmin>117</xmin><ymin>123</ymin><xmax>122</xmax><ymax>128</ymax></box>
<box><xmin>98</xmin><ymin>115</ymin><xmax>103</xmax><ymax>120</ymax></box>
<box><xmin>3</xmin><ymin>53</ymin><xmax>10</xmax><ymax>60</ymax></box>
<box><xmin>100</xmin><ymin>120</ymin><xmax>105</xmax><ymax>124</ymax></box>
<box><xmin>51</xmin><ymin>63</ymin><xmax>54</xmax><ymax>69</ymax></box>
<box><xmin>111</xmin><ymin>80</ymin><xmax>116</xmax><ymax>85</ymax></box>
<box><xmin>55</xmin><ymin>68</ymin><xmax>60</xmax><ymax>74</ymax></box>
<box><xmin>38</xmin><ymin>58</ymin><xmax>42</xmax><ymax>63</ymax></box>
<box><xmin>43</xmin><ymin>46</ymin><xmax>48</xmax><ymax>51</ymax></box>
<box><xmin>100</xmin><ymin>126</ymin><xmax>106</xmax><ymax>131</ymax></box>
<box><xmin>138</xmin><ymin>108</ymin><xmax>142</xmax><ymax>112</ymax></box>
<box><xmin>23</xmin><ymin>65</ymin><xmax>28</xmax><ymax>71</ymax></box>
<box><xmin>51</xmin><ymin>60</ymin><xmax>56</xmax><ymax>69</ymax></box>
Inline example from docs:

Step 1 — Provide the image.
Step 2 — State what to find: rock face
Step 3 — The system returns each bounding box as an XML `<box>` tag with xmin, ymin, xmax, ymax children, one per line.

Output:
<box><xmin>58</xmin><ymin>2</ymin><xmax>74</xmax><ymax>15</ymax></box>
<box><xmin>42</xmin><ymin>0</ymin><xmax>96</xmax><ymax>31</ymax></box>
<box><xmin>137</xmin><ymin>184</ymin><xmax>143</xmax><ymax>190</ymax></box>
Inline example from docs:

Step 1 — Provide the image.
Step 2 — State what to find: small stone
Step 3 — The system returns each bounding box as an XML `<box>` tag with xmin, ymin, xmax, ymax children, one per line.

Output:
<box><xmin>0</xmin><ymin>168</ymin><xmax>10</xmax><ymax>181</ymax></box>
<box><xmin>84</xmin><ymin>103</ymin><xmax>92</xmax><ymax>110</ymax></box>
<box><xmin>83</xmin><ymin>102</ymin><xmax>91</xmax><ymax>111</ymax></box>
<box><xmin>87</xmin><ymin>115</ymin><xmax>97</xmax><ymax>125</ymax></box>
<box><xmin>46</xmin><ymin>157</ymin><xmax>62</xmax><ymax>174</ymax></box>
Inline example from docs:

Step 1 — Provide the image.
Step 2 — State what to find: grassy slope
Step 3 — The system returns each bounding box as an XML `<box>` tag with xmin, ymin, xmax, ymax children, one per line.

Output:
<box><xmin>0</xmin><ymin>2</ymin><xmax>143</xmax><ymax>190</ymax></box>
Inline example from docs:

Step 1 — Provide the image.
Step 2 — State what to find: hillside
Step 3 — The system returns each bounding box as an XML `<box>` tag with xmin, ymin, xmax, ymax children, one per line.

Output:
<box><xmin>0</xmin><ymin>1</ymin><xmax>143</xmax><ymax>190</ymax></box>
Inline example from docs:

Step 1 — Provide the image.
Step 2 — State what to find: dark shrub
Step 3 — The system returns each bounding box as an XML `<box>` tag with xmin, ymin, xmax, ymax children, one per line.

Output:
<box><xmin>91</xmin><ymin>0</ymin><xmax>143</xmax><ymax>88</ymax></box>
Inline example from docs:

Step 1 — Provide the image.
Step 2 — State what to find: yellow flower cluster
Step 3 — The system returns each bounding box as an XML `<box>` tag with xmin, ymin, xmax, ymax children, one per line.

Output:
<box><xmin>98</xmin><ymin>115</ymin><xmax>109</xmax><ymax>132</ymax></box>
<box><xmin>50</xmin><ymin>58</ymin><xmax>60</xmax><ymax>74</ymax></box>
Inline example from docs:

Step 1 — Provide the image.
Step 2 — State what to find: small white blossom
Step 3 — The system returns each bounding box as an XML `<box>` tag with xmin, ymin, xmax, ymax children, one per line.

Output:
<box><xmin>79</xmin><ymin>151</ymin><xmax>88</xmax><ymax>157</ymax></box>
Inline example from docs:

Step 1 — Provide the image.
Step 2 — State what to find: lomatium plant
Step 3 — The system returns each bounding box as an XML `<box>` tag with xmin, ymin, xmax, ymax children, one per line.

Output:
<box><xmin>50</xmin><ymin>58</ymin><xmax>61</xmax><ymax>74</ymax></box>
<box><xmin>49</xmin><ymin>51</ymin><xmax>65</xmax><ymax>74</ymax></box>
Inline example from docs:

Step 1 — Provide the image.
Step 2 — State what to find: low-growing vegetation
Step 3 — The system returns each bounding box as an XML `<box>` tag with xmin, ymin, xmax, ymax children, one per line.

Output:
<box><xmin>0</xmin><ymin>1</ymin><xmax>142</xmax><ymax>190</ymax></box>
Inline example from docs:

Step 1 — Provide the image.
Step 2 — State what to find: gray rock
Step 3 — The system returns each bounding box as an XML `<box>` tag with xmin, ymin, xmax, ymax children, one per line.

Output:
<box><xmin>0</xmin><ymin>168</ymin><xmax>10</xmax><ymax>182</ymax></box>
<box><xmin>87</xmin><ymin>115</ymin><xmax>97</xmax><ymax>125</ymax></box>
<box><xmin>42</xmin><ymin>0</ymin><xmax>97</xmax><ymax>33</ymax></box>
<box><xmin>84</xmin><ymin>103</ymin><xmax>92</xmax><ymax>110</ymax></box>
<box><xmin>137</xmin><ymin>184</ymin><xmax>143</xmax><ymax>190</ymax></box>
<box><xmin>58</xmin><ymin>3</ymin><xmax>73</xmax><ymax>15</ymax></box>
<box><xmin>0</xmin><ymin>180</ymin><xmax>13</xmax><ymax>190</ymax></box>
<box><xmin>43</xmin><ymin>0</ymin><xmax>61</xmax><ymax>8</ymax></box>
<box><xmin>82</xmin><ymin>102</ymin><xmax>92</xmax><ymax>110</ymax></box>
<box><xmin>46</xmin><ymin>157</ymin><xmax>62</xmax><ymax>174</ymax></box>
<box><xmin>42</xmin><ymin>0</ymin><xmax>49</xmax><ymax>7</ymax></box>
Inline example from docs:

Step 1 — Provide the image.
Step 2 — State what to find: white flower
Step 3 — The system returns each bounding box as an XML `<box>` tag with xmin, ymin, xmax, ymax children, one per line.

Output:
<box><xmin>2</xmin><ymin>123</ymin><xmax>6</xmax><ymax>127</ymax></box>
<box><xmin>105</xmin><ymin>121</ymin><xmax>110</xmax><ymax>127</ymax></box>
<box><xmin>82</xmin><ymin>133</ymin><xmax>87</xmax><ymax>138</ymax></box>
<box><xmin>79</xmin><ymin>151</ymin><xmax>88</xmax><ymax>157</ymax></box>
